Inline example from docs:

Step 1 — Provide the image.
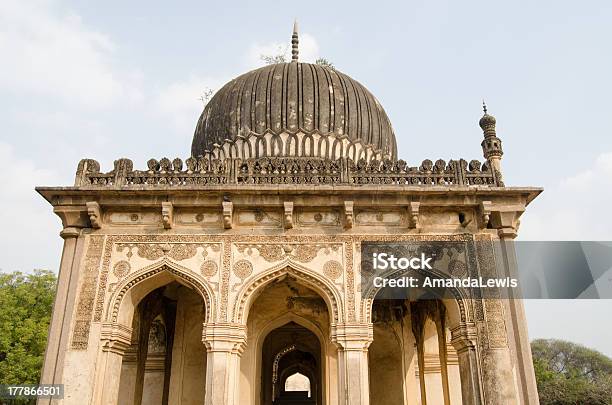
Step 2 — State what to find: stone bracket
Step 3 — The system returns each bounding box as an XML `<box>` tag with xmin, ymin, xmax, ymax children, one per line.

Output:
<box><xmin>489</xmin><ymin>205</ymin><xmax>525</xmax><ymax>238</ymax></box>
<box><xmin>478</xmin><ymin>201</ymin><xmax>492</xmax><ymax>229</ymax></box>
<box><xmin>86</xmin><ymin>201</ymin><xmax>102</xmax><ymax>229</ymax></box>
<box><xmin>222</xmin><ymin>201</ymin><xmax>233</xmax><ymax>229</ymax></box>
<box><xmin>284</xmin><ymin>202</ymin><xmax>294</xmax><ymax>229</ymax></box>
<box><xmin>408</xmin><ymin>201</ymin><xmax>421</xmax><ymax>229</ymax></box>
<box><xmin>344</xmin><ymin>201</ymin><xmax>354</xmax><ymax>229</ymax></box>
<box><xmin>161</xmin><ymin>202</ymin><xmax>173</xmax><ymax>229</ymax></box>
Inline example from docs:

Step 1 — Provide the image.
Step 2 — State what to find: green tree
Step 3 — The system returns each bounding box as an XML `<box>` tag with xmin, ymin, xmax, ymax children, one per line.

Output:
<box><xmin>532</xmin><ymin>339</ymin><xmax>612</xmax><ymax>405</ymax></box>
<box><xmin>0</xmin><ymin>270</ymin><xmax>56</xmax><ymax>385</ymax></box>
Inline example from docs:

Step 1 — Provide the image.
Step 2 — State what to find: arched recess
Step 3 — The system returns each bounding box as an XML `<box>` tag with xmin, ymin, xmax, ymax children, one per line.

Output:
<box><xmin>232</xmin><ymin>260</ymin><xmax>344</xmax><ymax>324</ymax></box>
<box><xmin>97</xmin><ymin>259</ymin><xmax>214</xmax><ymax>405</ymax></box>
<box><xmin>255</xmin><ymin>317</ymin><xmax>326</xmax><ymax>405</ymax></box>
<box><xmin>363</xmin><ymin>267</ymin><xmax>474</xmax><ymax>405</ymax></box>
<box><xmin>253</xmin><ymin>313</ymin><xmax>328</xmax><ymax>392</ymax></box>
<box><xmin>106</xmin><ymin>258</ymin><xmax>216</xmax><ymax>328</ymax></box>
<box><xmin>239</xmin><ymin>269</ymin><xmax>336</xmax><ymax>405</ymax></box>
<box><xmin>361</xmin><ymin>266</ymin><xmax>472</xmax><ymax>329</ymax></box>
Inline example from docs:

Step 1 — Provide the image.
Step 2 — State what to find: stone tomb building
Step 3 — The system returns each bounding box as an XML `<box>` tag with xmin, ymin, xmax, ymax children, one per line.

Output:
<box><xmin>38</xmin><ymin>27</ymin><xmax>542</xmax><ymax>405</ymax></box>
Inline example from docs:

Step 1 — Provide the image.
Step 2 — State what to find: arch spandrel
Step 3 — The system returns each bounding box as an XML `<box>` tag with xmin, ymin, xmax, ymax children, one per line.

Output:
<box><xmin>106</xmin><ymin>258</ymin><xmax>215</xmax><ymax>327</ymax></box>
<box><xmin>231</xmin><ymin>260</ymin><xmax>344</xmax><ymax>325</ymax></box>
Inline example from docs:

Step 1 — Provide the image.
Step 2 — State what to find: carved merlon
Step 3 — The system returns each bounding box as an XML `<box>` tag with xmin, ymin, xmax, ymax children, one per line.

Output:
<box><xmin>344</xmin><ymin>201</ymin><xmax>354</xmax><ymax>229</ymax></box>
<box><xmin>222</xmin><ymin>201</ymin><xmax>233</xmax><ymax>229</ymax></box>
<box><xmin>408</xmin><ymin>202</ymin><xmax>421</xmax><ymax>229</ymax></box>
<box><xmin>284</xmin><ymin>202</ymin><xmax>294</xmax><ymax>229</ymax></box>
<box><xmin>161</xmin><ymin>202</ymin><xmax>173</xmax><ymax>229</ymax></box>
<box><xmin>73</xmin><ymin>156</ymin><xmax>504</xmax><ymax>188</ymax></box>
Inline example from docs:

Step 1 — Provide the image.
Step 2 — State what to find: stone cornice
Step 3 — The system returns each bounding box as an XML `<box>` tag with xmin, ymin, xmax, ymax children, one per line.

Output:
<box><xmin>37</xmin><ymin>186</ymin><xmax>542</xmax><ymax>206</ymax></box>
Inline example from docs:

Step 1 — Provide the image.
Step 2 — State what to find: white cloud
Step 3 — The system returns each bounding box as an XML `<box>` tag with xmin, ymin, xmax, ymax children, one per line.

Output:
<box><xmin>519</xmin><ymin>152</ymin><xmax>612</xmax><ymax>240</ymax></box>
<box><xmin>155</xmin><ymin>75</ymin><xmax>228</xmax><ymax>134</ymax></box>
<box><xmin>0</xmin><ymin>142</ymin><xmax>62</xmax><ymax>272</ymax></box>
<box><xmin>0</xmin><ymin>0</ymin><xmax>142</xmax><ymax>108</ymax></box>
<box><xmin>247</xmin><ymin>33</ymin><xmax>320</xmax><ymax>69</ymax></box>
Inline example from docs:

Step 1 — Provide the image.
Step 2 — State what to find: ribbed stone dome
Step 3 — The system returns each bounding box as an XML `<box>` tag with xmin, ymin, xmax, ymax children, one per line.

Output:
<box><xmin>191</xmin><ymin>62</ymin><xmax>397</xmax><ymax>160</ymax></box>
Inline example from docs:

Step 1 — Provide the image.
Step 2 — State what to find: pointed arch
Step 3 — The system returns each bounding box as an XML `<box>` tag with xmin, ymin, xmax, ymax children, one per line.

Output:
<box><xmin>232</xmin><ymin>260</ymin><xmax>343</xmax><ymax>324</ymax></box>
<box><xmin>106</xmin><ymin>258</ymin><xmax>215</xmax><ymax>327</ymax></box>
<box><xmin>361</xmin><ymin>266</ymin><xmax>471</xmax><ymax>328</ymax></box>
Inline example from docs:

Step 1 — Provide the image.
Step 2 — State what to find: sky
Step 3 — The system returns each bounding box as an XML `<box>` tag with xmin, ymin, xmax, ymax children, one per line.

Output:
<box><xmin>0</xmin><ymin>0</ymin><xmax>611</xmax><ymax>356</ymax></box>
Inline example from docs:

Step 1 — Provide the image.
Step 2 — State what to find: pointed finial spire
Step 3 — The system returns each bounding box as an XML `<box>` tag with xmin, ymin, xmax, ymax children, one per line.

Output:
<box><xmin>482</xmin><ymin>99</ymin><xmax>488</xmax><ymax>115</ymax></box>
<box><xmin>291</xmin><ymin>20</ymin><xmax>299</xmax><ymax>62</ymax></box>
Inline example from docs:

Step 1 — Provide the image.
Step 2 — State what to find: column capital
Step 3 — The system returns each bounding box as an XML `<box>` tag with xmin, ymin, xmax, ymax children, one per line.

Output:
<box><xmin>489</xmin><ymin>205</ymin><xmax>525</xmax><ymax>239</ymax></box>
<box><xmin>202</xmin><ymin>322</ymin><xmax>247</xmax><ymax>355</ymax></box>
<box><xmin>330</xmin><ymin>323</ymin><xmax>373</xmax><ymax>350</ymax></box>
<box><xmin>59</xmin><ymin>227</ymin><xmax>81</xmax><ymax>239</ymax></box>
<box><xmin>100</xmin><ymin>322</ymin><xmax>133</xmax><ymax>355</ymax></box>
<box><xmin>53</xmin><ymin>205</ymin><xmax>89</xmax><ymax>229</ymax></box>
<box><xmin>450</xmin><ymin>322</ymin><xmax>478</xmax><ymax>353</ymax></box>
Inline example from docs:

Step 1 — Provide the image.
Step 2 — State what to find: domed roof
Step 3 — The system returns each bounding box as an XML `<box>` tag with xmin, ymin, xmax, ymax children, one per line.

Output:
<box><xmin>191</xmin><ymin>62</ymin><xmax>397</xmax><ymax>160</ymax></box>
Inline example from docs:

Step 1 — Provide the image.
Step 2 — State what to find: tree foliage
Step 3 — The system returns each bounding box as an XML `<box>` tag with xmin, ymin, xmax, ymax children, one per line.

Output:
<box><xmin>315</xmin><ymin>58</ymin><xmax>335</xmax><ymax>70</ymax></box>
<box><xmin>531</xmin><ymin>339</ymin><xmax>612</xmax><ymax>405</ymax></box>
<box><xmin>0</xmin><ymin>270</ymin><xmax>56</xmax><ymax>385</ymax></box>
<box><xmin>260</xmin><ymin>49</ymin><xmax>335</xmax><ymax>70</ymax></box>
<box><xmin>260</xmin><ymin>45</ymin><xmax>288</xmax><ymax>65</ymax></box>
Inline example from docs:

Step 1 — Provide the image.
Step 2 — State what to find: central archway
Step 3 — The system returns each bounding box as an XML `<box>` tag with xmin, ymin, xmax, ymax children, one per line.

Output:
<box><xmin>263</xmin><ymin>322</ymin><xmax>319</xmax><ymax>405</ymax></box>
<box><xmin>238</xmin><ymin>269</ymin><xmax>337</xmax><ymax>405</ymax></box>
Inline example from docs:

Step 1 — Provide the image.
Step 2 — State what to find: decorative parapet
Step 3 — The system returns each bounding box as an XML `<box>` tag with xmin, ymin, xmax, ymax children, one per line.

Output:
<box><xmin>74</xmin><ymin>156</ymin><xmax>504</xmax><ymax>188</ymax></box>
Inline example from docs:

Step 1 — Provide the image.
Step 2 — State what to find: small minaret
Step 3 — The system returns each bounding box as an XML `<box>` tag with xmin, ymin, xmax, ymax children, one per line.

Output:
<box><xmin>291</xmin><ymin>20</ymin><xmax>299</xmax><ymax>62</ymax></box>
<box><xmin>480</xmin><ymin>101</ymin><xmax>503</xmax><ymax>176</ymax></box>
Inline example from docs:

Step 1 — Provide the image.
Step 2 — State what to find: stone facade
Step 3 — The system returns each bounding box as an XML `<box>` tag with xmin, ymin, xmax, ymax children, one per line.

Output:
<box><xmin>37</xmin><ymin>161</ymin><xmax>541</xmax><ymax>404</ymax></box>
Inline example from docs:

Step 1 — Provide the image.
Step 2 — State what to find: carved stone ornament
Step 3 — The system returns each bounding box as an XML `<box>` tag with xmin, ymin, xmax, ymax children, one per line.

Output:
<box><xmin>200</xmin><ymin>260</ymin><xmax>218</xmax><ymax>277</ymax></box>
<box><xmin>161</xmin><ymin>202</ymin><xmax>173</xmax><ymax>229</ymax></box>
<box><xmin>233</xmin><ymin>259</ymin><xmax>253</xmax><ymax>280</ymax></box>
<box><xmin>76</xmin><ymin>156</ymin><xmax>503</xmax><ymax>188</ymax></box>
<box><xmin>323</xmin><ymin>260</ymin><xmax>343</xmax><ymax>280</ymax></box>
<box><xmin>222</xmin><ymin>201</ymin><xmax>233</xmax><ymax>229</ymax></box>
<box><xmin>117</xmin><ymin>243</ymin><xmax>203</xmax><ymax>261</ymax></box>
<box><xmin>86</xmin><ymin>201</ymin><xmax>102</xmax><ymax>229</ymax></box>
<box><xmin>112</xmin><ymin>260</ymin><xmax>131</xmax><ymax>278</ymax></box>
<box><xmin>237</xmin><ymin>243</ymin><xmax>339</xmax><ymax>263</ymax></box>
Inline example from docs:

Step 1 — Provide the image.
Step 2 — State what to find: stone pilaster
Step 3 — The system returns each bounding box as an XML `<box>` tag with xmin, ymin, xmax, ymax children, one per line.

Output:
<box><xmin>39</xmin><ymin>204</ymin><xmax>89</xmax><ymax>405</ymax></box>
<box><xmin>450</xmin><ymin>323</ymin><xmax>483</xmax><ymax>405</ymax></box>
<box><xmin>202</xmin><ymin>323</ymin><xmax>247</xmax><ymax>405</ymax></box>
<box><xmin>331</xmin><ymin>323</ymin><xmax>373</xmax><ymax>405</ymax></box>
<box><xmin>490</xmin><ymin>208</ymin><xmax>540</xmax><ymax>405</ymax></box>
<box><xmin>92</xmin><ymin>323</ymin><xmax>133</xmax><ymax>405</ymax></box>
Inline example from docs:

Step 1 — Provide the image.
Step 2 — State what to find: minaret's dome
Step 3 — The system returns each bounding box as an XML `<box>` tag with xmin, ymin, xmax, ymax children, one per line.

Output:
<box><xmin>191</xmin><ymin>62</ymin><xmax>397</xmax><ymax>161</ymax></box>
